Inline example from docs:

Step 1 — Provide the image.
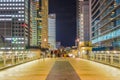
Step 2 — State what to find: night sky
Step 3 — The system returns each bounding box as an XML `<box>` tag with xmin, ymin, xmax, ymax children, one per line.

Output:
<box><xmin>49</xmin><ymin>0</ymin><xmax>76</xmax><ymax>47</ymax></box>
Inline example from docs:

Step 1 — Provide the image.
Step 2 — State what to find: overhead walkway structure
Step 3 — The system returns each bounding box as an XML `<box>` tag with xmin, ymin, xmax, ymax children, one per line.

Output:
<box><xmin>0</xmin><ymin>58</ymin><xmax>120</xmax><ymax>80</ymax></box>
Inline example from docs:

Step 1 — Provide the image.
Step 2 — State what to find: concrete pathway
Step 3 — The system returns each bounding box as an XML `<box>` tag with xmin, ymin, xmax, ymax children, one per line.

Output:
<box><xmin>0</xmin><ymin>58</ymin><xmax>55</xmax><ymax>80</ymax></box>
<box><xmin>0</xmin><ymin>58</ymin><xmax>120</xmax><ymax>80</ymax></box>
<box><xmin>69</xmin><ymin>58</ymin><xmax>120</xmax><ymax>80</ymax></box>
<box><xmin>46</xmin><ymin>61</ymin><xmax>80</xmax><ymax>80</ymax></box>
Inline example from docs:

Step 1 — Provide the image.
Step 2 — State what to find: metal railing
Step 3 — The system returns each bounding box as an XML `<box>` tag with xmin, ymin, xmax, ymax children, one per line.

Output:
<box><xmin>0</xmin><ymin>51</ymin><xmax>38</xmax><ymax>69</ymax></box>
<box><xmin>88</xmin><ymin>51</ymin><xmax>120</xmax><ymax>67</ymax></box>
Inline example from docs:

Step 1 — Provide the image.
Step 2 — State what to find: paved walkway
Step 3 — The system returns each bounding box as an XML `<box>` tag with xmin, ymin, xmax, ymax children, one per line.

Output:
<box><xmin>0</xmin><ymin>58</ymin><xmax>120</xmax><ymax>80</ymax></box>
<box><xmin>46</xmin><ymin>61</ymin><xmax>80</xmax><ymax>80</ymax></box>
<box><xmin>69</xmin><ymin>58</ymin><xmax>120</xmax><ymax>80</ymax></box>
<box><xmin>0</xmin><ymin>58</ymin><xmax>55</xmax><ymax>80</ymax></box>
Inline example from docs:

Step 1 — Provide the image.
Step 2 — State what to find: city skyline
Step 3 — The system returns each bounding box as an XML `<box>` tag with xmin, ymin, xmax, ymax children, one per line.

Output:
<box><xmin>0</xmin><ymin>1</ymin><xmax>120</xmax><ymax>80</ymax></box>
<box><xmin>1</xmin><ymin>0</ymin><xmax>120</xmax><ymax>49</ymax></box>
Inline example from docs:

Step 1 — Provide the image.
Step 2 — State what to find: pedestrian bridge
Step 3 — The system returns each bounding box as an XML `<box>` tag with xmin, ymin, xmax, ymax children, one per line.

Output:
<box><xmin>0</xmin><ymin>58</ymin><xmax>120</xmax><ymax>80</ymax></box>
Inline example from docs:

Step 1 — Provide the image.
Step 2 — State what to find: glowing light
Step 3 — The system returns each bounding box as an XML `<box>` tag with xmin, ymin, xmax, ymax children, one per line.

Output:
<box><xmin>44</xmin><ymin>38</ymin><xmax>47</xmax><ymax>42</ymax></box>
<box><xmin>113</xmin><ymin>51</ymin><xmax>117</xmax><ymax>54</ymax></box>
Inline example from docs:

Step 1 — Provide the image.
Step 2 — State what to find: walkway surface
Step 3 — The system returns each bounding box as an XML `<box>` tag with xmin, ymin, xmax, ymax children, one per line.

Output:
<box><xmin>0</xmin><ymin>58</ymin><xmax>120</xmax><ymax>80</ymax></box>
<box><xmin>46</xmin><ymin>61</ymin><xmax>80</xmax><ymax>80</ymax></box>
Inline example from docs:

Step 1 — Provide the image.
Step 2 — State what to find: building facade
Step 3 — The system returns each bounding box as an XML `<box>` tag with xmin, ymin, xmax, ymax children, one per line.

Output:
<box><xmin>0</xmin><ymin>0</ymin><xmax>31</xmax><ymax>51</ymax></box>
<box><xmin>76</xmin><ymin>0</ymin><xmax>92</xmax><ymax>57</ymax></box>
<box><xmin>30</xmin><ymin>0</ymin><xmax>49</xmax><ymax>49</ymax></box>
<box><xmin>31</xmin><ymin>0</ymin><xmax>38</xmax><ymax>46</ymax></box>
<box><xmin>40</xmin><ymin>0</ymin><xmax>49</xmax><ymax>48</ymax></box>
<box><xmin>48</xmin><ymin>14</ymin><xmax>56</xmax><ymax>49</ymax></box>
<box><xmin>76</xmin><ymin>0</ymin><xmax>90</xmax><ymax>42</ymax></box>
<box><xmin>36</xmin><ymin>0</ymin><xmax>42</xmax><ymax>47</ymax></box>
<box><xmin>91</xmin><ymin>0</ymin><xmax>120</xmax><ymax>51</ymax></box>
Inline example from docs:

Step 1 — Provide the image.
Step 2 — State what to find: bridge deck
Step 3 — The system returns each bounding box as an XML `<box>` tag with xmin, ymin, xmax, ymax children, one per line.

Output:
<box><xmin>0</xmin><ymin>58</ymin><xmax>120</xmax><ymax>80</ymax></box>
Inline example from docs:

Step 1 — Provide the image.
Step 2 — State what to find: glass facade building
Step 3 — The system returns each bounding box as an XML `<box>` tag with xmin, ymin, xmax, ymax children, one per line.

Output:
<box><xmin>48</xmin><ymin>14</ymin><xmax>56</xmax><ymax>49</ymax></box>
<box><xmin>35</xmin><ymin>0</ymin><xmax>42</xmax><ymax>47</ymax></box>
<box><xmin>31</xmin><ymin>0</ymin><xmax>38</xmax><ymax>46</ymax></box>
<box><xmin>91</xmin><ymin>0</ymin><xmax>120</xmax><ymax>50</ymax></box>
<box><xmin>76</xmin><ymin>0</ymin><xmax>92</xmax><ymax>57</ymax></box>
<box><xmin>40</xmin><ymin>0</ymin><xmax>48</xmax><ymax>48</ymax></box>
<box><xmin>0</xmin><ymin>0</ymin><xmax>30</xmax><ymax>50</ymax></box>
<box><xmin>76</xmin><ymin>0</ymin><xmax>90</xmax><ymax>42</ymax></box>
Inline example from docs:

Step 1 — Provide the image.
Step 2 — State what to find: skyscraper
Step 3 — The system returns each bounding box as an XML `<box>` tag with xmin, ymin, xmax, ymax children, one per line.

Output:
<box><xmin>31</xmin><ymin>0</ymin><xmax>38</xmax><ymax>46</ymax></box>
<box><xmin>91</xmin><ymin>0</ymin><xmax>120</xmax><ymax>51</ymax></box>
<box><xmin>36</xmin><ymin>0</ymin><xmax>42</xmax><ymax>47</ymax></box>
<box><xmin>32</xmin><ymin>0</ymin><xmax>48</xmax><ymax>49</ymax></box>
<box><xmin>48</xmin><ymin>14</ymin><xmax>56</xmax><ymax>49</ymax></box>
<box><xmin>76</xmin><ymin>0</ymin><xmax>92</xmax><ymax>56</ymax></box>
<box><xmin>0</xmin><ymin>0</ymin><xmax>31</xmax><ymax>51</ymax></box>
<box><xmin>76</xmin><ymin>0</ymin><xmax>90</xmax><ymax>42</ymax></box>
<box><xmin>40</xmin><ymin>0</ymin><xmax>49</xmax><ymax>48</ymax></box>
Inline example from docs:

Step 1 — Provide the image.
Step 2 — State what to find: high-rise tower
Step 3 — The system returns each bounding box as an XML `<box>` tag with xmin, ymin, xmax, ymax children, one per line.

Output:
<box><xmin>31</xmin><ymin>0</ymin><xmax>38</xmax><ymax>47</ymax></box>
<box><xmin>76</xmin><ymin>0</ymin><xmax>92</xmax><ymax>57</ymax></box>
<box><xmin>48</xmin><ymin>14</ymin><xmax>56</xmax><ymax>49</ymax></box>
<box><xmin>0</xmin><ymin>0</ymin><xmax>31</xmax><ymax>51</ymax></box>
<box><xmin>40</xmin><ymin>0</ymin><xmax>48</xmax><ymax>48</ymax></box>
<box><xmin>77</xmin><ymin>0</ymin><xmax>90</xmax><ymax>42</ymax></box>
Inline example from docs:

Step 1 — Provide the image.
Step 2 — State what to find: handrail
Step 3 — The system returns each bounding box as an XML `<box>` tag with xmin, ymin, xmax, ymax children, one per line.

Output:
<box><xmin>88</xmin><ymin>52</ymin><xmax>120</xmax><ymax>68</ymax></box>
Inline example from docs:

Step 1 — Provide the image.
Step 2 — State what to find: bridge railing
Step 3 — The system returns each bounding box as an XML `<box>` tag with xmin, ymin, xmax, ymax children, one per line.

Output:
<box><xmin>0</xmin><ymin>51</ymin><xmax>38</xmax><ymax>69</ymax></box>
<box><xmin>89</xmin><ymin>51</ymin><xmax>120</xmax><ymax>67</ymax></box>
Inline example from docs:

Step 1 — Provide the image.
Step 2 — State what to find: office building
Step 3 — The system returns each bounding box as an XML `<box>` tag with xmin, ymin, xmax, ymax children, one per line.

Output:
<box><xmin>35</xmin><ymin>0</ymin><xmax>42</xmax><ymax>47</ymax></box>
<box><xmin>40</xmin><ymin>0</ymin><xmax>49</xmax><ymax>48</ymax></box>
<box><xmin>77</xmin><ymin>0</ymin><xmax>90</xmax><ymax>42</ymax></box>
<box><xmin>0</xmin><ymin>0</ymin><xmax>32</xmax><ymax>51</ymax></box>
<box><xmin>91</xmin><ymin>0</ymin><xmax>120</xmax><ymax>51</ymax></box>
<box><xmin>33</xmin><ymin>0</ymin><xmax>49</xmax><ymax>49</ymax></box>
<box><xmin>31</xmin><ymin>0</ymin><xmax>38</xmax><ymax>46</ymax></box>
<box><xmin>76</xmin><ymin>0</ymin><xmax>92</xmax><ymax>55</ymax></box>
<box><xmin>48</xmin><ymin>14</ymin><xmax>56</xmax><ymax>49</ymax></box>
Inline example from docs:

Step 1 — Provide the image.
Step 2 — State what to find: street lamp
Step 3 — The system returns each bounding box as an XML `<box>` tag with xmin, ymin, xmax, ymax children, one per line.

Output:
<box><xmin>44</xmin><ymin>38</ymin><xmax>47</xmax><ymax>42</ymax></box>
